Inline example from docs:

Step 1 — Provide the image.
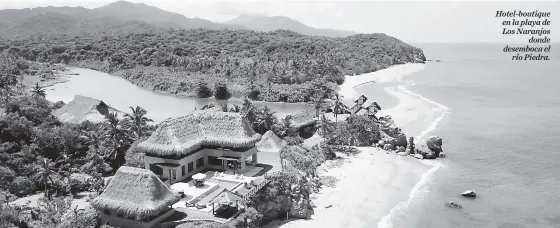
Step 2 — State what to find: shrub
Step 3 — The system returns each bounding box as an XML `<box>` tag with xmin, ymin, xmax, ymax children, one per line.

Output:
<box><xmin>124</xmin><ymin>138</ymin><xmax>147</xmax><ymax>168</ymax></box>
<box><xmin>52</xmin><ymin>101</ymin><xmax>65</xmax><ymax>109</ymax></box>
<box><xmin>214</xmin><ymin>82</ymin><xmax>231</xmax><ymax>100</ymax></box>
<box><xmin>0</xmin><ymin>166</ymin><xmax>16</xmax><ymax>186</ymax></box>
<box><xmin>248</xmin><ymin>89</ymin><xmax>260</xmax><ymax>100</ymax></box>
<box><xmin>325</xmin><ymin>115</ymin><xmax>380</xmax><ymax>146</ymax></box>
<box><xmin>284</xmin><ymin>136</ymin><xmax>304</xmax><ymax>145</ymax></box>
<box><xmin>196</xmin><ymin>82</ymin><xmax>212</xmax><ymax>98</ymax></box>
<box><xmin>68</xmin><ymin>173</ymin><xmax>93</xmax><ymax>195</ymax></box>
<box><xmin>9</xmin><ymin>176</ymin><xmax>36</xmax><ymax>197</ymax></box>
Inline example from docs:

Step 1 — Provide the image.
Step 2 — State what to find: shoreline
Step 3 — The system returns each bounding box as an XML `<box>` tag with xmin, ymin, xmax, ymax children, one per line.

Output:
<box><xmin>35</xmin><ymin>63</ymin><xmax>424</xmax><ymax>106</ymax></box>
<box><xmin>338</xmin><ymin>63</ymin><xmax>426</xmax><ymax>103</ymax></box>
<box><xmin>266</xmin><ymin>148</ymin><xmax>430</xmax><ymax>228</ymax></box>
<box><xmin>272</xmin><ymin>62</ymin><xmax>450</xmax><ymax>228</ymax></box>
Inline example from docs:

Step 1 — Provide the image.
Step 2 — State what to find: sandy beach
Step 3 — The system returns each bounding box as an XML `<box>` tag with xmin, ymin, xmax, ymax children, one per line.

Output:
<box><xmin>266</xmin><ymin>148</ymin><xmax>429</xmax><ymax>228</ymax></box>
<box><xmin>269</xmin><ymin>63</ymin><xmax>449</xmax><ymax>228</ymax></box>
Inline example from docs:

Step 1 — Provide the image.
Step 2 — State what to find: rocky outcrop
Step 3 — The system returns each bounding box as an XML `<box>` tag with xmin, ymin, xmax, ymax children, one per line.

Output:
<box><xmin>445</xmin><ymin>201</ymin><xmax>462</xmax><ymax>209</ymax></box>
<box><xmin>394</xmin><ymin>134</ymin><xmax>408</xmax><ymax>148</ymax></box>
<box><xmin>461</xmin><ymin>190</ymin><xmax>477</xmax><ymax>198</ymax></box>
<box><xmin>411</xmin><ymin>136</ymin><xmax>445</xmax><ymax>159</ymax></box>
<box><xmin>426</xmin><ymin>136</ymin><xmax>443</xmax><ymax>157</ymax></box>
<box><xmin>407</xmin><ymin>137</ymin><xmax>415</xmax><ymax>154</ymax></box>
<box><xmin>383</xmin><ymin>144</ymin><xmax>395</xmax><ymax>151</ymax></box>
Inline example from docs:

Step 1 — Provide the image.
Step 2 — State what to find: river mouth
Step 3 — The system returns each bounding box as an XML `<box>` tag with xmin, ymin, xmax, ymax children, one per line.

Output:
<box><xmin>44</xmin><ymin>67</ymin><xmax>312</xmax><ymax>123</ymax></box>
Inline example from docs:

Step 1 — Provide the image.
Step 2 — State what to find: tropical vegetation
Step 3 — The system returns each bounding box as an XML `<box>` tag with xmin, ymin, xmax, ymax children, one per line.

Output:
<box><xmin>1</xmin><ymin>28</ymin><xmax>425</xmax><ymax>103</ymax></box>
<box><xmin>0</xmin><ymin>51</ymin><xmax>152</xmax><ymax>228</ymax></box>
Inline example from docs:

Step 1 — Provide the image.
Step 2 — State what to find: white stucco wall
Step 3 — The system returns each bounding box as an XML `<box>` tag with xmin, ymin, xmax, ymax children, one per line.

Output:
<box><xmin>144</xmin><ymin>147</ymin><xmax>258</xmax><ymax>182</ymax></box>
<box><xmin>100</xmin><ymin>208</ymin><xmax>175</xmax><ymax>228</ymax></box>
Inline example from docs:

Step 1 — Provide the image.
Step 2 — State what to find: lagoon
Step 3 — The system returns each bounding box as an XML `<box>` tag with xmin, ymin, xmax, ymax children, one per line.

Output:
<box><xmin>45</xmin><ymin>68</ymin><xmax>312</xmax><ymax>123</ymax></box>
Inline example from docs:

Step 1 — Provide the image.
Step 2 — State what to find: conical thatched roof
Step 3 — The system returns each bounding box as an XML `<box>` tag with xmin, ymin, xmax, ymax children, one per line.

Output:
<box><xmin>137</xmin><ymin>110</ymin><xmax>262</xmax><ymax>157</ymax></box>
<box><xmin>211</xmin><ymin>189</ymin><xmax>243</xmax><ymax>206</ymax></box>
<box><xmin>52</xmin><ymin>95</ymin><xmax>124</xmax><ymax>124</ymax></box>
<box><xmin>256</xmin><ymin>130</ymin><xmax>287</xmax><ymax>153</ymax></box>
<box><xmin>288</xmin><ymin>108</ymin><xmax>317</xmax><ymax>129</ymax></box>
<box><xmin>91</xmin><ymin>166</ymin><xmax>180</xmax><ymax>219</ymax></box>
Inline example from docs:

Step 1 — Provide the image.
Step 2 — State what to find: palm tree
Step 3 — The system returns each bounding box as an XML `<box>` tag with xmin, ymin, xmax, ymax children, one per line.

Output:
<box><xmin>229</xmin><ymin>104</ymin><xmax>241</xmax><ymax>113</ymax></box>
<box><xmin>311</xmin><ymin>93</ymin><xmax>326</xmax><ymax>118</ymax></box>
<box><xmin>253</xmin><ymin>106</ymin><xmax>277</xmax><ymax>134</ymax></box>
<box><xmin>31</xmin><ymin>83</ymin><xmax>46</xmax><ymax>98</ymax></box>
<box><xmin>332</xmin><ymin>94</ymin><xmax>342</xmax><ymax>122</ymax></box>
<box><xmin>33</xmin><ymin>158</ymin><xmax>56</xmax><ymax>199</ymax></box>
<box><xmin>104</xmin><ymin>113</ymin><xmax>133</xmax><ymax>169</ymax></box>
<box><xmin>281</xmin><ymin>115</ymin><xmax>295</xmax><ymax>137</ymax></box>
<box><xmin>124</xmin><ymin>106</ymin><xmax>153</xmax><ymax>138</ymax></box>
<box><xmin>79</xmin><ymin>124</ymin><xmax>105</xmax><ymax>150</ymax></box>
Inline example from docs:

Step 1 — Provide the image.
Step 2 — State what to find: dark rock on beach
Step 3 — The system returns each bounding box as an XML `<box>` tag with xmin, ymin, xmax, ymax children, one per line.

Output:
<box><xmin>461</xmin><ymin>190</ymin><xmax>477</xmax><ymax>198</ymax></box>
<box><xmin>445</xmin><ymin>201</ymin><xmax>462</xmax><ymax>209</ymax></box>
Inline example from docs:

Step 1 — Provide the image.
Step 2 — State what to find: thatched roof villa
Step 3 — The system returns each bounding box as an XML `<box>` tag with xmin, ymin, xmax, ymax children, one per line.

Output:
<box><xmin>288</xmin><ymin>108</ymin><xmax>317</xmax><ymax>129</ymax></box>
<box><xmin>136</xmin><ymin>110</ymin><xmax>262</xmax><ymax>183</ymax></box>
<box><xmin>92</xmin><ymin>166</ymin><xmax>180</xmax><ymax>228</ymax></box>
<box><xmin>256</xmin><ymin>130</ymin><xmax>287</xmax><ymax>154</ymax></box>
<box><xmin>52</xmin><ymin>95</ymin><xmax>124</xmax><ymax>124</ymax></box>
<box><xmin>285</xmin><ymin>108</ymin><xmax>317</xmax><ymax>139</ymax></box>
<box><xmin>255</xmin><ymin>131</ymin><xmax>287</xmax><ymax>172</ymax></box>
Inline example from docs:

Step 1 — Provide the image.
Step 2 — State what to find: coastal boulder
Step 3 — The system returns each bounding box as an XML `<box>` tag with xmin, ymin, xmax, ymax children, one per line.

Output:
<box><xmin>383</xmin><ymin>144</ymin><xmax>395</xmax><ymax>151</ymax></box>
<box><xmin>414</xmin><ymin>154</ymin><xmax>424</xmax><ymax>159</ymax></box>
<box><xmin>378</xmin><ymin>140</ymin><xmax>385</xmax><ymax>147</ymax></box>
<box><xmin>380</xmin><ymin>132</ymin><xmax>397</xmax><ymax>146</ymax></box>
<box><xmin>395</xmin><ymin>134</ymin><xmax>408</xmax><ymax>147</ymax></box>
<box><xmin>407</xmin><ymin>137</ymin><xmax>415</xmax><ymax>154</ymax></box>
<box><xmin>445</xmin><ymin>201</ymin><xmax>462</xmax><ymax>209</ymax></box>
<box><xmin>396</xmin><ymin>146</ymin><xmax>406</xmax><ymax>152</ymax></box>
<box><xmin>426</xmin><ymin>136</ymin><xmax>443</xmax><ymax>156</ymax></box>
<box><xmin>461</xmin><ymin>190</ymin><xmax>477</xmax><ymax>198</ymax></box>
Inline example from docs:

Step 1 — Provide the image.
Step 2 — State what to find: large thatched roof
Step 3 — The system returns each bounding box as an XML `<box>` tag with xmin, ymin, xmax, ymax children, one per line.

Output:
<box><xmin>91</xmin><ymin>166</ymin><xmax>180</xmax><ymax>219</ymax></box>
<box><xmin>256</xmin><ymin>130</ymin><xmax>287</xmax><ymax>153</ymax></box>
<box><xmin>137</xmin><ymin>110</ymin><xmax>262</xmax><ymax>157</ymax></box>
<box><xmin>288</xmin><ymin>108</ymin><xmax>317</xmax><ymax>129</ymax></box>
<box><xmin>52</xmin><ymin>95</ymin><xmax>124</xmax><ymax>124</ymax></box>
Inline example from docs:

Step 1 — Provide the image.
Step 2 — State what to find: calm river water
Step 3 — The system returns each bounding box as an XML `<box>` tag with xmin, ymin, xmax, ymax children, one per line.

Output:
<box><xmin>45</xmin><ymin>68</ymin><xmax>311</xmax><ymax>122</ymax></box>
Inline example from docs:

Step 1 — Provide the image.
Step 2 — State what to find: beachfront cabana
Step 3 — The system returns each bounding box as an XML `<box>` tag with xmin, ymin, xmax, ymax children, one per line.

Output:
<box><xmin>52</xmin><ymin>95</ymin><xmax>124</xmax><ymax>124</ymax></box>
<box><xmin>91</xmin><ymin>166</ymin><xmax>181</xmax><ymax>228</ymax></box>
<box><xmin>137</xmin><ymin>110</ymin><xmax>262</xmax><ymax>182</ymax></box>
<box><xmin>211</xmin><ymin>189</ymin><xmax>244</xmax><ymax>218</ymax></box>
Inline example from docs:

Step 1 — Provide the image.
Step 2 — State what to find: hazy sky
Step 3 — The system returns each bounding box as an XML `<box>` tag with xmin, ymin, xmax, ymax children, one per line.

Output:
<box><xmin>0</xmin><ymin>0</ymin><xmax>558</xmax><ymax>43</ymax></box>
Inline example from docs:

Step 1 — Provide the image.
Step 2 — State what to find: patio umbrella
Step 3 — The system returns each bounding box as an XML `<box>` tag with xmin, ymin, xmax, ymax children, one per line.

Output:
<box><xmin>192</xmin><ymin>173</ymin><xmax>206</xmax><ymax>181</ymax></box>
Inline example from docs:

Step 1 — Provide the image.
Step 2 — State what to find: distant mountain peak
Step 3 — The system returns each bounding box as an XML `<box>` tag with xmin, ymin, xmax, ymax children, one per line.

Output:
<box><xmin>225</xmin><ymin>14</ymin><xmax>356</xmax><ymax>37</ymax></box>
<box><xmin>94</xmin><ymin>1</ymin><xmax>244</xmax><ymax>30</ymax></box>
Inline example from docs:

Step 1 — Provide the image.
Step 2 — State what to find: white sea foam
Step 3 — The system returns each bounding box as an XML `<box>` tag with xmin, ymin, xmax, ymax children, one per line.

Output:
<box><xmin>397</xmin><ymin>85</ymin><xmax>450</xmax><ymax>140</ymax></box>
<box><xmin>377</xmin><ymin>64</ymin><xmax>450</xmax><ymax>228</ymax></box>
<box><xmin>377</xmin><ymin>162</ymin><xmax>443</xmax><ymax>228</ymax></box>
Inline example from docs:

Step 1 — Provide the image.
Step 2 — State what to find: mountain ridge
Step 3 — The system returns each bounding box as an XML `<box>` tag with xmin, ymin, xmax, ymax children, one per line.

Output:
<box><xmin>225</xmin><ymin>14</ymin><xmax>357</xmax><ymax>37</ymax></box>
<box><xmin>0</xmin><ymin>1</ymin><xmax>360</xmax><ymax>39</ymax></box>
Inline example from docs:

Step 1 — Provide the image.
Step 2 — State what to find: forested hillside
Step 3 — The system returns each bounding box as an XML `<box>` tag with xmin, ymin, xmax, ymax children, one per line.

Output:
<box><xmin>225</xmin><ymin>14</ymin><xmax>356</xmax><ymax>37</ymax></box>
<box><xmin>1</xmin><ymin>29</ymin><xmax>426</xmax><ymax>102</ymax></box>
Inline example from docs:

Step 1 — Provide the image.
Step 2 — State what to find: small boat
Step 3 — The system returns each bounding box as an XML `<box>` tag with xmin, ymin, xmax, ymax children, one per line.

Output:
<box><xmin>461</xmin><ymin>190</ymin><xmax>477</xmax><ymax>198</ymax></box>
